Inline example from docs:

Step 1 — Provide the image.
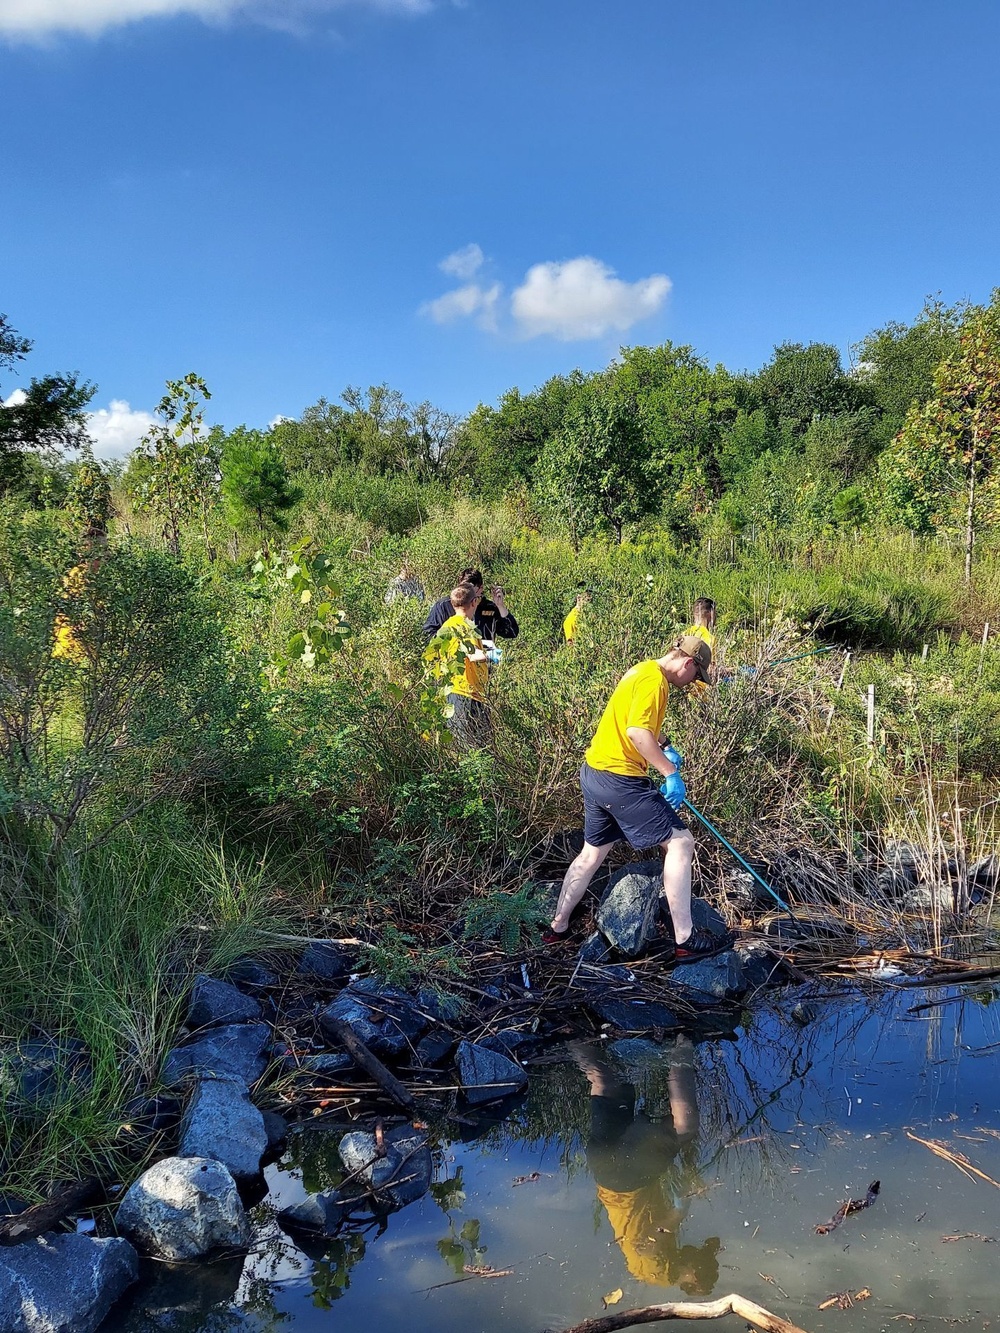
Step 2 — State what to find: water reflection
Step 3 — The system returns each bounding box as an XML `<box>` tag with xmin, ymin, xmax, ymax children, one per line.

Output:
<box><xmin>569</xmin><ymin>1036</ymin><xmax>720</xmax><ymax>1294</ymax></box>
<box><xmin>105</xmin><ymin>986</ymin><xmax>1000</xmax><ymax>1331</ymax></box>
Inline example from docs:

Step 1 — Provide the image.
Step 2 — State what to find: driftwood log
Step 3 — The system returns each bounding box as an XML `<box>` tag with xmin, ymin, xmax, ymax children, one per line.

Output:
<box><xmin>0</xmin><ymin>1178</ymin><xmax>100</xmax><ymax>1246</ymax></box>
<box><xmin>322</xmin><ymin>1016</ymin><xmax>417</xmax><ymax>1113</ymax></box>
<box><xmin>551</xmin><ymin>1293</ymin><xmax>812</xmax><ymax>1333</ymax></box>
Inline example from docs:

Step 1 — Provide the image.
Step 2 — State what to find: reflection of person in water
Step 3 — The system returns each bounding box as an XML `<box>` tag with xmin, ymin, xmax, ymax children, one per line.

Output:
<box><xmin>570</xmin><ymin>1038</ymin><xmax>721</xmax><ymax>1295</ymax></box>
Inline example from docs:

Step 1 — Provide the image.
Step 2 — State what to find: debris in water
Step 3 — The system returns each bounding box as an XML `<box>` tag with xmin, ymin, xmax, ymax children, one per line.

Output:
<box><xmin>941</xmin><ymin>1232</ymin><xmax>996</xmax><ymax>1243</ymax></box>
<box><xmin>819</xmin><ymin>1288</ymin><xmax>871</xmax><ymax>1309</ymax></box>
<box><xmin>602</xmin><ymin>1288</ymin><xmax>624</xmax><ymax>1308</ymax></box>
<box><xmin>511</xmin><ymin>1171</ymin><xmax>543</xmax><ymax>1187</ymax></box>
<box><xmin>906</xmin><ymin>1130</ymin><xmax>1000</xmax><ymax>1188</ymax></box>
<box><xmin>814</xmin><ymin>1181</ymin><xmax>880</xmax><ymax>1234</ymax></box>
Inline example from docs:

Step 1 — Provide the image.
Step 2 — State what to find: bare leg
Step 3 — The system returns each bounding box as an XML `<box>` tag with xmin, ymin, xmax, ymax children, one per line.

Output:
<box><xmin>550</xmin><ymin>840</ymin><xmax>614</xmax><ymax>933</ymax></box>
<box><xmin>660</xmin><ymin>828</ymin><xmax>695</xmax><ymax>944</ymax></box>
<box><xmin>667</xmin><ymin>1037</ymin><xmax>699</xmax><ymax>1141</ymax></box>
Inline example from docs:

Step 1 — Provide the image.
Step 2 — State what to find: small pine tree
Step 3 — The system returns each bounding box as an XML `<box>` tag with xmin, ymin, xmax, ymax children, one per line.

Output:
<box><xmin>220</xmin><ymin>427</ymin><xmax>302</xmax><ymax>543</ymax></box>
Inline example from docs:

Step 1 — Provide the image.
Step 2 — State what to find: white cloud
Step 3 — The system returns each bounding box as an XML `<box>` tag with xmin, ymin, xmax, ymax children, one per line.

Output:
<box><xmin>86</xmin><ymin>399</ymin><xmax>157</xmax><ymax>459</ymax></box>
<box><xmin>0</xmin><ymin>0</ymin><xmax>433</xmax><ymax>41</ymax></box>
<box><xmin>510</xmin><ymin>256</ymin><xmax>671</xmax><ymax>341</ymax></box>
<box><xmin>421</xmin><ymin>248</ymin><xmax>671</xmax><ymax>342</ymax></box>
<box><xmin>439</xmin><ymin>243</ymin><xmax>484</xmax><ymax>281</ymax></box>
<box><xmin>2</xmin><ymin>389</ymin><xmax>28</xmax><ymax>407</ymax></box>
<box><xmin>421</xmin><ymin>281</ymin><xmax>501</xmax><ymax>332</ymax></box>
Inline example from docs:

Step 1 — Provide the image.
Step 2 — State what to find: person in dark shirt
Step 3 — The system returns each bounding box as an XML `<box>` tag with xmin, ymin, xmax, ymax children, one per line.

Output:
<box><xmin>422</xmin><ymin>567</ymin><xmax>519</xmax><ymax>642</ymax></box>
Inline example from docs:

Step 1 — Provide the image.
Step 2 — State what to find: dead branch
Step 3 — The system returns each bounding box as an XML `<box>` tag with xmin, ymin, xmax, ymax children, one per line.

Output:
<box><xmin>0</xmin><ymin>1178</ymin><xmax>100</xmax><ymax>1246</ymax></box>
<box><xmin>549</xmin><ymin>1292</ymin><xmax>813</xmax><ymax>1333</ymax></box>
<box><xmin>321</xmin><ymin>1015</ymin><xmax>416</xmax><ymax>1113</ymax></box>
<box><xmin>906</xmin><ymin>1131</ymin><xmax>1000</xmax><ymax>1188</ymax></box>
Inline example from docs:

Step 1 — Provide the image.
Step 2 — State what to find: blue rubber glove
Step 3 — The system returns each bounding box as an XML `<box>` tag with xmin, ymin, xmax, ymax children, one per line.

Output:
<box><xmin>662</xmin><ymin>744</ymin><xmax>683</xmax><ymax>771</ymax></box>
<box><xmin>660</xmin><ymin>770</ymin><xmax>687</xmax><ymax>810</ymax></box>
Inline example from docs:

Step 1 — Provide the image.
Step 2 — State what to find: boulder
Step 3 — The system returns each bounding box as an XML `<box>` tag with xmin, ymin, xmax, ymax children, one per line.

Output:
<box><xmin>320</xmin><ymin>981</ymin><xmax>427</xmax><ymax>1060</ymax></box>
<box><xmin>415</xmin><ymin>1032</ymin><xmax>455</xmax><ymax>1068</ymax></box>
<box><xmin>577</xmin><ymin>932</ymin><xmax>611</xmax><ymax>965</ymax></box>
<box><xmin>734</xmin><ymin>940</ymin><xmax>785</xmax><ymax>991</ymax></box>
<box><xmin>225</xmin><ymin>958</ymin><xmax>279</xmax><ymax>990</ymax></box>
<box><xmin>160</xmin><ymin>1023</ymin><xmax>270</xmax><ymax>1091</ymax></box>
<box><xmin>296</xmin><ymin>941</ymin><xmax>355</xmax><ymax>984</ymax></box>
<box><xmin>454</xmin><ymin>1040</ymin><xmax>527</xmax><ymax>1106</ymax></box>
<box><xmin>178</xmin><ymin>1078</ymin><xmax>268</xmax><ymax>1180</ymax></box>
<box><xmin>596</xmin><ymin>862</ymin><xmax>661</xmax><ymax>957</ymax></box>
<box><xmin>116</xmin><ymin>1157</ymin><xmax>251</xmax><ymax>1260</ymax></box>
<box><xmin>338</xmin><ymin>1124</ymin><xmax>432</xmax><ymax>1207</ymax></box>
<box><xmin>0</xmin><ymin>1233</ymin><xmax>138</xmax><ymax>1333</ymax></box>
<box><xmin>671</xmin><ymin>950</ymin><xmax>747</xmax><ymax>1002</ymax></box>
<box><xmin>277</xmin><ymin>1192</ymin><xmax>346</xmax><ymax>1236</ymax></box>
<box><xmin>480</xmin><ymin>1029</ymin><xmax>543</xmax><ymax>1059</ymax></box>
<box><xmin>588</xmin><ymin>997</ymin><xmax>683</xmax><ymax>1033</ymax></box>
<box><xmin>187</xmin><ymin>976</ymin><xmax>262</xmax><ymax>1029</ymax></box>
<box><xmin>903</xmin><ymin>882</ymin><xmax>954</xmax><ymax>914</ymax></box>
<box><xmin>0</xmin><ymin>1038</ymin><xmax>92</xmax><ymax>1115</ymax></box>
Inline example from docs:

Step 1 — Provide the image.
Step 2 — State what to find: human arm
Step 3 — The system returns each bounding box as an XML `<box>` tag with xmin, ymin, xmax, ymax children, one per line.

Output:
<box><xmin>421</xmin><ymin>597</ymin><xmax>450</xmax><ymax>641</ymax></box>
<box><xmin>490</xmin><ymin>587</ymin><xmax>519</xmax><ymax>639</ymax></box>
<box><xmin>626</xmin><ymin>728</ymin><xmax>679</xmax><ymax>779</ymax></box>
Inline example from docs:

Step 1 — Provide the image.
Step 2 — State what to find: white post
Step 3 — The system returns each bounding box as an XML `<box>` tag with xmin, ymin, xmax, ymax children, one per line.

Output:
<box><xmin>921</xmin><ymin>643</ymin><xmax>929</xmax><ymax>661</ymax></box>
<box><xmin>866</xmin><ymin>683</ymin><xmax>876</xmax><ymax>747</ymax></box>
<box><xmin>983</xmin><ymin>623</ymin><xmax>990</xmax><ymax>647</ymax></box>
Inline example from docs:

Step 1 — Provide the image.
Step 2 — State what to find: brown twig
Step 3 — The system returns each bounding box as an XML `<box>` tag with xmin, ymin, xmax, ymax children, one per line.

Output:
<box><xmin>906</xmin><ymin>1131</ymin><xmax>1000</xmax><ymax>1188</ymax></box>
<box><xmin>0</xmin><ymin>1178</ymin><xmax>100</xmax><ymax>1246</ymax></box>
<box><xmin>321</xmin><ymin>1016</ymin><xmax>416</xmax><ymax>1112</ymax></box>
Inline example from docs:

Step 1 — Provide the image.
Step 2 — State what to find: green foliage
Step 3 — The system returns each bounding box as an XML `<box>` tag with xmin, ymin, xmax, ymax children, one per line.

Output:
<box><xmin>252</xmin><ymin>539</ymin><xmax>350</xmax><ymax>672</ymax></box>
<box><xmin>220</xmin><ymin>425</ymin><xmax>302</xmax><ymax>540</ymax></box>
<box><xmin>0</xmin><ymin>314</ymin><xmax>96</xmax><ymax>496</ymax></box>
<box><xmin>65</xmin><ymin>452</ymin><xmax>113</xmax><ymax>532</ymax></box>
<box><xmin>460</xmin><ymin>882</ymin><xmax>550</xmax><ymax>952</ymax></box>
<box><xmin>126</xmin><ymin>372</ymin><xmax>217</xmax><ymax>556</ymax></box>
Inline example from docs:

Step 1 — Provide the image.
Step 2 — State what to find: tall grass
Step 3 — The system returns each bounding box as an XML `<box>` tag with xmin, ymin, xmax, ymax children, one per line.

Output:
<box><xmin>0</xmin><ymin>813</ymin><xmax>290</xmax><ymax>1199</ymax></box>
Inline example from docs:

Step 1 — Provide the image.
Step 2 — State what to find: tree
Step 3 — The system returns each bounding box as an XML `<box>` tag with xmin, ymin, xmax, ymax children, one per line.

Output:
<box><xmin>879</xmin><ymin>297</ymin><xmax>1000</xmax><ymax>582</ymax></box>
<box><xmin>536</xmin><ymin>379</ymin><xmax>655</xmax><ymax>544</ymax></box>
<box><xmin>0</xmin><ymin>314</ymin><xmax>95</xmax><ymax>495</ymax></box>
<box><xmin>127</xmin><ymin>373</ymin><xmax>216</xmax><ymax>556</ymax></box>
<box><xmin>220</xmin><ymin>427</ymin><xmax>302</xmax><ymax>542</ymax></box>
<box><xmin>754</xmin><ymin>342</ymin><xmax>869</xmax><ymax>433</ymax></box>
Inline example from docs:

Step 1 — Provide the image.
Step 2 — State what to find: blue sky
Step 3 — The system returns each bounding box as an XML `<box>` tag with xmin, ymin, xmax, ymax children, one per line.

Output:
<box><xmin>2</xmin><ymin>0</ymin><xmax>999</xmax><ymax>455</ymax></box>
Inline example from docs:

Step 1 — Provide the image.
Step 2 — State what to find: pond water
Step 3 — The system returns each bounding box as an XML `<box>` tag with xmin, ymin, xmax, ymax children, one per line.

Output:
<box><xmin>109</xmin><ymin>983</ymin><xmax>1000</xmax><ymax>1332</ymax></box>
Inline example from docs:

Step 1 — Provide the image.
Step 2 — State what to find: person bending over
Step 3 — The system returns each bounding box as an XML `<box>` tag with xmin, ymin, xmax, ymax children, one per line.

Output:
<box><xmin>685</xmin><ymin>597</ymin><xmax>716</xmax><ymax>649</ymax></box>
<box><xmin>423</xmin><ymin>567</ymin><xmax>519</xmax><ymax>642</ymax></box>
<box><xmin>547</xmin><ymin>636</ymin><xmax>717</xmax><ymax>959</ymax></box>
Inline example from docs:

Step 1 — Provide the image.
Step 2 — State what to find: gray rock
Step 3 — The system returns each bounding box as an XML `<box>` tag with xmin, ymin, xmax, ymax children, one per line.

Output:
<box><xmin>117</xmin><ymin>1157</ymin><xmax>251</xmax><ymax>1259</ymax></box>
<box><xmin>225</xmin><ymin>958</ymin><xmax>279</xmax><ymax>990</ymax></box>
<box><xmin>607</xmin><ymin>1037</ymin><xmax>683</xmax><ymax>1073</ymax></box>
<box><xmin>187</xmin><ymin>976</ymin><xmax>262</xmax><ymax>1029</ymax></box>
<box><xmin>672</xmin><ymin>950</ymin><xmax>747</xmax><ymax>1002</ymax></box>
<box><xmin>577</xmin><ymin>931</ymin><xmax>611</xmax><ymax>965</ymax></box>
<box><xmin>289</xmin><ymin>1052</ymin><xmax>353</xmax><ymax>1077</ymax></box>
<box><xmin>160</xmin><ymin>1023</ymin><xmax>271</xmax><ymax>1090</ymax></box>
<box><xmin>903</xmin><ymin>882</ymin><xmax>954</xmax><ymax>914</ymax></box>
<box><xmin>0</xmin><ymin>1233</ymin><xmax>138</xmax><ymax>1333</ymax></box>
<box><xmin>596</xmin><ymin>862</ymin><xmax>661</xmax><ymax>957</ymax></box>
<box><xmin>415</xmin><ymin>1032</ymin><xmax>455</xmax><ymax>1067</ymax></box>
<box><xmin>480</xmin><ymin>1029</ymin><xmax>541</xmax><ymax>1058</ymax></box>
<box><xmin>277</xmin><ymin>1192</ymin><xmax>346</xmax><ymax>1235</ymax></box>
<box><xmin>261</xmin><ymin>1109</ymin><xmax>288</xmax><ymax>1150</ymax></box>
<box><xmin>734</xmin><ymin>940</ymin><xmax>784</xmax><ymax>990</ymax></box>
<box><xmin>791</xmin><ymin>1003</ymin><xmax>817</xmax><ymax>1026</ymax></box>
<box><xmin>454</xmin><ymin>1040</ymin><xmax>528</xmax><ymax>1106</ymax></box>
<box><xmin>588</xmin><ymin>997</ymin><xmax>683</xmax><ymax>1033</ymax></box>
<box><xmin>320</xmin><ymin>981</ymin><xmax>427</xmax><ymax>1060</ymax></box>
<box><xmin>690</xmin><ymin>897</ymin><xmax>730</xmax><ymax>936</ymax></box>
<box><xmin>296</xmin><ymin>941</ymin><xmax>355</xmax><ymax>983</ymax></box>
<box><xmin>178</xmin><ymin>1078</ymin><xmax>268</xmax><ymax>1180</ymax></box>
<box><xmin>337</xmin><ymin>1124</ymin><xmax>432</xmax><ymax>1206</ymax></box>
<box><xmin>0</xmin><ymin>1038</ymin><xmax>92</xmax><ymax>1115</ymax></box>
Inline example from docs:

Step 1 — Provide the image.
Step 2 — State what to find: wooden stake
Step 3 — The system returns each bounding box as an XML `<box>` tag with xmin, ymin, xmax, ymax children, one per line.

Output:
<box><xmin>982</xmin><ymin>623</ymin><xmax>990</xmax><ymax>647</ymax></box>
<box><xmin>866</xmin><ymin>684</ymin><xmax>875</xmax><ymax>746</ymax></box>
<box><xmin>321</xmin><ymin>1016</ymin><xmax>417</xmax><ymax>1113</ymax></box>
<box><xmin>552</xmin><ymin>1292</ymin><xmax>813</xmax><ymax>1333</ymax></box>
<box><xmin>921</xmin><ymin>643</ymin><xmax>929</xmax><ymax>661</ymax></box>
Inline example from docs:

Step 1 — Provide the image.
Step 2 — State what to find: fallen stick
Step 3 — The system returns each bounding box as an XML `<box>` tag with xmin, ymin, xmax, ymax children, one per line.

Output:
<box><xmin>548</xmin><ymin>1293</ymin><xmax>813</xmax><ymax>1333</ymax></box>
<box><xmin>0</xmin><ymin>1178</ymin><xmax>100</xmax><ymax>1246</ymax></box>
<box><xmin>906</xmin><ymin>1131</ymin><xmax>1000</xmax><ymax>1189</ymax></box>
<box><xmin>321</xmin><ymin>1016</ymin><xmax>416</xmax><ymax>1113</ymax></box>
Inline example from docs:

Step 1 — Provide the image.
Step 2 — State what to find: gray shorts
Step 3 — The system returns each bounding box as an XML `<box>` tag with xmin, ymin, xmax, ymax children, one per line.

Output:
<box><xmin>581</xmin><ymin>762</ymin><xmax>686</xmax><ymax>849</ymax></box>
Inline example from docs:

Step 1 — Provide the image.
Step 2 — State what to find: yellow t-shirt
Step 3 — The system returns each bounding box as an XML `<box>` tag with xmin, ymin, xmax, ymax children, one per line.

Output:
<box><xmin>51</xmin><ymin>563</ymin><xmax>91</xmax><ymax>664</ymax></box>
<box><xmin>585</xmin><ymin>660</ymin><xmax>669</xmax><ymax>778</ymax></box>
<box><xmin>597</xmin><ymin>1184</ymin><xmax>683</xmax><ymax>1286</ymax></box>
<box><xmin>685</xmin><ymin>624</ymin><xmax>715</xmax><ymax>649</ymax></box>
<box><xmin>440</xmin><ymin>613</ymin><xmax>489</xmax><ymax>702</ymax></box>
<box><xmin>563</xmin><ymin>604</ymin><xmax>580</xmax><ymax>642</ymax></box>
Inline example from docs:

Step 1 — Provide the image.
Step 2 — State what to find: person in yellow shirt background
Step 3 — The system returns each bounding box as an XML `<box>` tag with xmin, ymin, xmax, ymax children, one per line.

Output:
<box><xmin>562</xmin><ymin>585</ymin><xmax>591</xmax><ymax>644</ymax></box>
<box><xmin>685</xmin><ymin>596</ymin><xmax>716</xmax><ymax>649</ymax></box>
<box><xmin>51</xmin><ymin>523</ymin><xmax>107</xmax><ymax>665</ymax></box>
<box><xmin>546</xmin><ymin>634</ymin><xmax>721</xmax><ymax>959</ymax></box>
<box><xmin>431</xmin><ymin>580</ymin><xmax>491</xmax><ymax>747</ymax></box>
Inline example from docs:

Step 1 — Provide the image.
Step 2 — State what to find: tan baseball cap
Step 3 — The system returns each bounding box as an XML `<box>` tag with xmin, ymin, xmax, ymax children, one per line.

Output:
<box><xmin>675</xmin><ymin>634</ymin><xmax>712</xmax><ymax>683</ymax></box>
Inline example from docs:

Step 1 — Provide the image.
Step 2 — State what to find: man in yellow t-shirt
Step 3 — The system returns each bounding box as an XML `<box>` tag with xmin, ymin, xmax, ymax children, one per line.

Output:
<box><xmin>547</xmin><ymin>635</ymin><xmax>719</xmax><ymax>960</ymax></box>
<box><xmin>433</xmin><ymin>581</ymin><xmax>491</xmax><ymax>746</ymax></box>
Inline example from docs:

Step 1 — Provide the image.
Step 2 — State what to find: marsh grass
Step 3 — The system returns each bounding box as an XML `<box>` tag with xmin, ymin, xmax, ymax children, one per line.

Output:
<box><xmin>0</xmin><ymin>814</ymin><xmax>292</xmax><ymax>1199</ymax></box>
